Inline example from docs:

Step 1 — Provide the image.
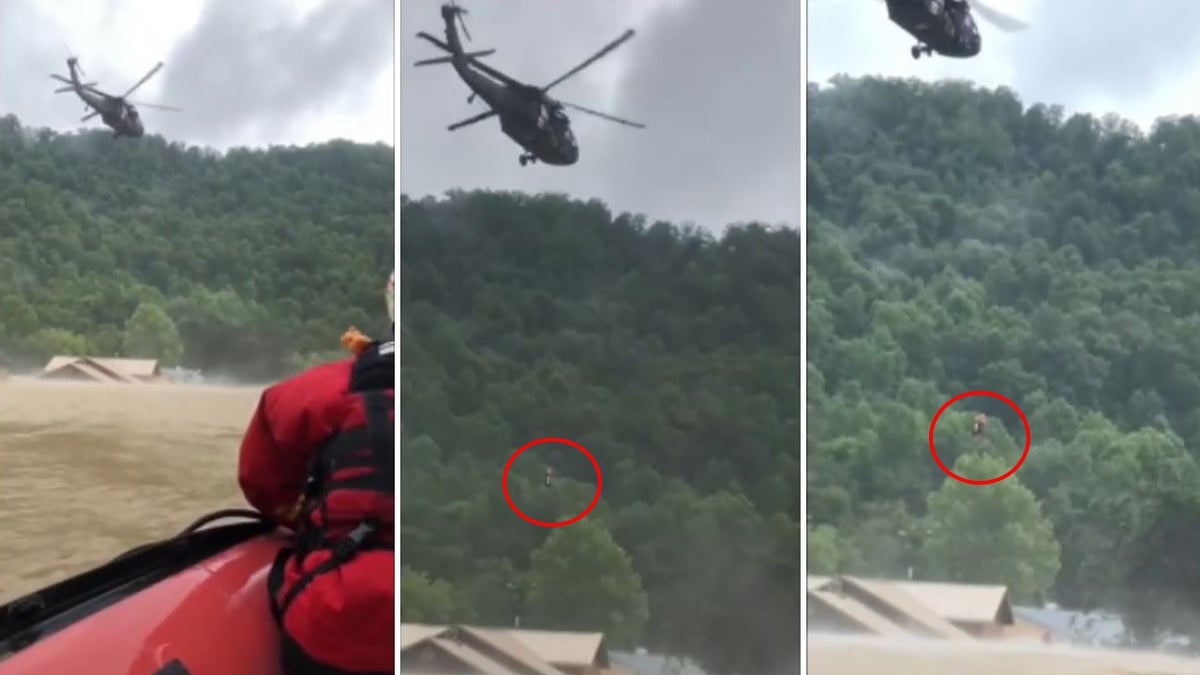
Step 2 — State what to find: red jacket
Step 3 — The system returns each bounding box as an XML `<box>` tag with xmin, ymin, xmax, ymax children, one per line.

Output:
<box><xmin>237</xmin><ymin>356</ymin><xmax>394</xmax><ymax>535</ymax></box>
<box><xmin>240</xmin><ymin>342</ymin><xmax>395</xmax><ymax>674</ymax></box>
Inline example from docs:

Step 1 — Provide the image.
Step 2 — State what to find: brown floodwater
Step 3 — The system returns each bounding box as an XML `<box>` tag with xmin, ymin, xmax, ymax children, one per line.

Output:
<box><xmin>0</xmin><ymin>377</ymin><xmax>263</xmax><ymax>602</ymax></box>
<box><xmin>809</xmin><ymin>629</ymin><xmax>1200</xmax><ymax>674</ymax></box>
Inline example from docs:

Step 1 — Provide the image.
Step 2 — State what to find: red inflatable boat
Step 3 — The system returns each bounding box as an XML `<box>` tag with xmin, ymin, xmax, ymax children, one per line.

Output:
<box><xmin>0</xmin><ymin>509</ymin><xmax>288</xmax><ymax>675</ymax></box>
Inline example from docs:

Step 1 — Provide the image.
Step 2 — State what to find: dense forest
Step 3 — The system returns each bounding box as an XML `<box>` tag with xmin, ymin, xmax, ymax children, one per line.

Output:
<box><xmin>398</xmin><ymin>190</ymin><xmax>802</xmax><ymax>675</ymax></box>
<box><xmin>808</xmin><ymin>75</ymin><xmax>1200</xmax><ymax>648</ymax></box>
<box><xmin>0</xmin><ymin>115</ymin><xmax>393</xmax><ymax>380</ymax></box>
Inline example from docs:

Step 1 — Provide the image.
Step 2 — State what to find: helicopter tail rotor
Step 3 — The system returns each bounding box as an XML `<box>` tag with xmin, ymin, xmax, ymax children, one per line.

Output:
<box><xmin>444</xmin><ymin>1</ymin><xmax>472</xmax><ymax>42</ymax></box>
<box><xmin>62</xmin><ymin>42</ymin><xmax>88</xmax><ymax>80</ymax></box>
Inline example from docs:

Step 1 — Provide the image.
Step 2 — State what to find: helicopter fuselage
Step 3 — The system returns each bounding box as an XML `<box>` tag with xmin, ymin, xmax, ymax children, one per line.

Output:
<box><xmin>59</xmin><ymin>59</ymin><xmax>144</xmax><ymax>137</ymax></box>
<box><xmin>886</xmin><ymin>0</ymin><xmax>981</xmax><ymax>58</ymax></box>
<box><xmin>438</xmin><ymin>5</ymin><xmax>579</xmax><ymax>165</ymax></box>
<box><xmin>94</xmin><ymin>101</ymin><xmax>144</xmax><ymax>138</ymax></box>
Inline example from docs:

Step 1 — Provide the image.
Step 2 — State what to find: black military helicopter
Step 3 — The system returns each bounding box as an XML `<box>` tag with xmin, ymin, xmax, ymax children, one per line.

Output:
<box><xmin>883</xmin><ymin>0</ymin><xmax>1027</xmax><ymax>60</ymax></box>
<box><xmin>50</xmin><ymin>56</ymin><xmax>181</xmax><ymax>138</ymax></box>
<box><xmin>415</xmin><ymin>3</ymin><xmax>646</xmax><ymax>167</ymax></box>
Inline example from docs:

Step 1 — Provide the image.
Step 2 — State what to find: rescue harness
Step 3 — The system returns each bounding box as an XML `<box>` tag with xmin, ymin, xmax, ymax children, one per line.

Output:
<box><xmin>267</xmin><ymin>388</ymin><xmax>394</xmax><ymax>623</ymax></box>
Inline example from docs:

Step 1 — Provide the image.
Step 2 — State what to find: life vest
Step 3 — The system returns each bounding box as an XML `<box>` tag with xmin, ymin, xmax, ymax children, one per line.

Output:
<box><xmin>266</xmin><ymin>386</ymin><xmax>394</xmax><ymax>624</ymax></box>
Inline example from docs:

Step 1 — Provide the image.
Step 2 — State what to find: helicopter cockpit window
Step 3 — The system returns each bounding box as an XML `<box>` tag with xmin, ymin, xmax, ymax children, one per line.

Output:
<box><xmin>549</xmin><ymin>106</ymin><xmax>569</xmax><ymax>129</ymax></box>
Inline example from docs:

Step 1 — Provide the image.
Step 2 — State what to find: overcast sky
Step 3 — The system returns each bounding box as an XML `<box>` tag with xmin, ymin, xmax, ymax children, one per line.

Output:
<box><xmin>399</xmin><ymin>0</ymin><xmax>801</xmax><ymax>231</ymax></box>
<box><xmin>808</xmin><ymin>0</ymin><xmax>1200</xmax><ymax>132</ymax></box>
<box><xmin>0</xmin><ymin>0</ymin><xmax>392</xmax><ymax>149</ymax></box>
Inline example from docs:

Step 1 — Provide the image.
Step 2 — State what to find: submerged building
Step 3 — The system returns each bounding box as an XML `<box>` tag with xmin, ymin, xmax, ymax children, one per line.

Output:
<box><xmin>39</xmin><ymin>356</ymin><xmax>171</xmax><ymax>384</ymax></box>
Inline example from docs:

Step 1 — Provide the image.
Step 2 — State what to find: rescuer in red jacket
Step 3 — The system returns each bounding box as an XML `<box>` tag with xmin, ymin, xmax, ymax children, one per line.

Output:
<box><xmin>238</xmin><ymin>273</ymin><xmax>395</xmax><ymax>675</ymax></box>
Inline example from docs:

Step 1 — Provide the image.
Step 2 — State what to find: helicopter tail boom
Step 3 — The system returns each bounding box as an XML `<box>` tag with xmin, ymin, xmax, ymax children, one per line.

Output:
<box><xmin>414</xmin><ymin>48</ymin><xmax>495</xmax><ymax>67</ymax></box>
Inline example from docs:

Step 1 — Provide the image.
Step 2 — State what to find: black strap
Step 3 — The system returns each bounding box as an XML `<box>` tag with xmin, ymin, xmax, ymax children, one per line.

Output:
<box><xmin>266</xmin><ymin>546</ymin><xmax>294</xmax><ymax>623</ymax></box>
<box><xmin>362</xmin><ymin>390</ymin><xmax>394</xmax><ymax>493</ymax></box>
<box><xmin>152</xmin><ymin>659</ymin><xmax>192</xmax><ymax>675</ymax></box>
<box><xmin>306</xmin><ymin>391</ymin><xmax>394</xmax><ymax>496</ymax></box>
<box><xmin>270</xmin><ymin>390</ymin><xmax>394</xmax><ymax>624</ymax></box>
<box><xmin>270</xmin><ymin>521</ymin><xmax>379</xmax><ymax>622</ymax></box>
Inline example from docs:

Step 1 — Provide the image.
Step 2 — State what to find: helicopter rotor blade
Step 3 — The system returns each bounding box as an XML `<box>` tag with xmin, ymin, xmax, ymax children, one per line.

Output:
<box><xmin>81</xmin><ymin>110</ymin><xmax>99</xmax><ymax>122</ymax></box>
<box><xmin>970</xmin><ymin>0</ymin><xmax>1029</xmax><ymax>32</ymax></box>
<box><xmin>414</xmin><ymin>48</ymin><xmax>495</xmax><ymax>66</ymax></box>
<box><xmin>559</xmin><ymin>100</ymin><xmax>645</xmax><ymax>129</ymax></box>
<box><xmin>130</xmin><ymin>101</ymin><xmax>183</xmax><ymax>112</ymax></box>
<box><xmin>541</xmin><ymin>28</ymin><xmax>635</xmax><ymax>93</ymax></box>
<box><xmin>447</xmin><ymin>109</ymin><xmax>497</xmax><ymax>131</ymax></box>
<box><xmin>121</xmin><ymin>62</ymin><xmax>164</xmax><ymax>100</ymax></box>
<box><xmin>416</xmin><ymin>31</ymin><xmax>526</xmax><ymax>89</ymax></box>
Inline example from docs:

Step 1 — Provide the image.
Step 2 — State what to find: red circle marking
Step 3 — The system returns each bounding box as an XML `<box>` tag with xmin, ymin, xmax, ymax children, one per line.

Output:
<box><xmin>502</xmin><ymin>437</ymin><xmax>603</xmax><ymax>528</ymax></box>
<box><xmin>928</xmin><ymin>390</ymin><xmax>1030</xmax><ymax>486</ymax></box>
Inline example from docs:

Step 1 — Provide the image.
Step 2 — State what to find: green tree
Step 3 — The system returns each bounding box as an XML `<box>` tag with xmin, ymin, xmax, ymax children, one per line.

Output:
<box><xmin>122</xmin><ymin>302</ymin><xmax>183</xmax><ymax>364</ymax></box>
<box><xmin>0</xmin><ymin>118</ymin><xmax>393</xmax><ymax>378</ymax></box>
<box><xmin>807</xmin><ymin>523</ymin><xmax>856</xmax><ymax>575</ymax></box>
<box><xmin>398</xmin><ymin>188</ymin><xmax>801</xmax><ymax>670</ymax></box>
<box><xmin>806</xmin><ymin>75</ymin><xmax>1200</xmax><ymax>647</ymax></box>
<box><xmin>525</xmin><ymin>520</ymin><xmax>650</xmax><ymax>647</ymax></box>
<box><xmin>21</xmin><ymin>327</ymin><xmax>88</xmax><ymax>363</ymax></box>
<box><xmin>919</xmin><ymin>454</ymin><xmax>1061</xmax><ymax>602</ymax></box>
<box><xmin>399</xmin><ymin>567</ymin><xmax>460</xmax><ymax>623</ymax></box>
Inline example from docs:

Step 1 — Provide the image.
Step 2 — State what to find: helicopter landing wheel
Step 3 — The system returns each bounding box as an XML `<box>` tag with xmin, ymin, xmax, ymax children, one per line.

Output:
<box><xmin>911</xmin><ymin>45</ymin><xmax>922</xmax><ymax>59</ymax></box>
<box><xmin>519</xmin><ymin>155</ymin><xmax>528</xmax><ymax>166</ymax></box>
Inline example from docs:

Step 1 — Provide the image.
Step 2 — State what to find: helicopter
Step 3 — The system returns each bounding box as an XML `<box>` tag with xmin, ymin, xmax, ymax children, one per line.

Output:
<box><xmin>50</xmin><ymin>56</ymin><xmax>182</xmax><ymax>138</ymax></box>
<box><xmin>882</xmin><ymin>0</ymin><xmax>1028</xmax><ymax>60</ymax></box>
<box><xmin>414</xmin><ymin>2</ymin><xmax>646</xmax><ymax>167</ymax></box>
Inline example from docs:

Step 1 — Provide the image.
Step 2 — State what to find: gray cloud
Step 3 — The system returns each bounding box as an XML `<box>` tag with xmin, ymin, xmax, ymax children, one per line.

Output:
<box><xmin>1007</xmin><ymin>0</ymin><xmax>1200</xmax><ymax>108</ymax></box>
<box><xmin>0</xmin><ymin>0</ymin><xmax>392</xmax><ymax>148</ymax></box>
<box><xmin>0</xmin><ymin>1</ymin><xmax>74</xmax><ymax>121</ymax></box>
<box><xmin>400</xmin><ymin>0</ymin><xmax>800</xmax><ymax>230</ymax></box>
<box><xmin>589</xmin><ymin>0</ymin><xmax>801</xmax><ymax>229</ymax></box>
<box><xmin>159</xmin><ymin>0</ymin><xmax>392</xmax><ymax>147</ymax></box>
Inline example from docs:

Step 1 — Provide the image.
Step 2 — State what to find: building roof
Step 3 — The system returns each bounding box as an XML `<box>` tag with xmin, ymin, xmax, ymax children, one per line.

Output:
<box><xmin>401</xmin><ymin>623</ymin><xmax>448</xmax><ymax>649</ymax></box>
<box><xmin>56</xmin><ymin>360</ymin><xmax>123</xmax><ymax>383</ymax></box>
<box><xmin>839</xmin><ymin>576</ymin><xmax>974</xmax><ymax>640</ymax></box>
<box><xmin>400</xmin><ymin>623</ymin><xmax>613</xmax><ymax>674</ymax></box>
<box><xmin>425</xmin><ymin>637</ymin><xmax>524</xmax><ymax>675</ymax></box>
<box><xmin>90</xmin><ymin>357</ymin><xmax>160</xmax><ymax>378</ymax></box>
<box><xmin>808</xmin><ymin>588</ymin><xmax>910</xmax><ymax>638</ymax></box>
<box><xmin>808</xmin><ymin>574</ymin><xmax>832</xmax><ymax>591</ymax></box>
<box><xmin>42</xmin><ymin>356</ymin><xmax>162</xmax><ymax>383</ymax></box>
<box><xmin>893</xmin><ymin>580</ymin><xmax>1013</xmax><ymax>624</ymax></box>
<box><xmin>505</xmin><ymin>628</ymin><xmax>606</xmax><ymax>667</ymax></box>
<box><xmin>463</xmin><ymin>626</ymin><xmax>566</xmax><ymax>675</ymax></box>
<box><xmin>1012</xmin><ymin>606</ymin><xmax>1129</xmax><ymax>646</ymax></box>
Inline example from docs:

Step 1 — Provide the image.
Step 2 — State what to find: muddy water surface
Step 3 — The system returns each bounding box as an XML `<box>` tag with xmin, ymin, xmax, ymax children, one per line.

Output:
<box><xmin>0</xmin><ymin>378</ymin><xmax>262</xmax><ymax>601</ymax></box>
<box><xmin>810</xmin><ymin>633</ymin><xmax>1200</xmax><ymax>675</ymax></box>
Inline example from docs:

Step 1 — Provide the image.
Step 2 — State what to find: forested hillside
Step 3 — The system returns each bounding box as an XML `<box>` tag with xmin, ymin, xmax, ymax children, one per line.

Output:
<box><xmin>808</xmin><ymin>75</ymin><xmax>1200</xmax><ymax>646</ymax></box>
<box><xmin>0</xmin><ymin>115</ymin><xmax>393</xmax><ymax>379</ymax></box>
<box><xmin>398</xmin><ymin>190</ymin><xmax>802</xmax><ymax>675</ymax></box>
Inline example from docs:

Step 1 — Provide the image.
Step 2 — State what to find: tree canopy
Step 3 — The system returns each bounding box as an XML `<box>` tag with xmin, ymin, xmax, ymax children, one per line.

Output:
<box><xmin>399</xmin><ymin>189</ymin><xmax>802</xmax><ymax>674</ymax></box>
<box><xmin>808</xmin><ymin>74</ymin><xmax>1200</xmax><ymax>646</ymax></box>
<box><xmin>0</xmin><ymin>116</ymin><xmax>393</xmax><ymax>379</ymax></box>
